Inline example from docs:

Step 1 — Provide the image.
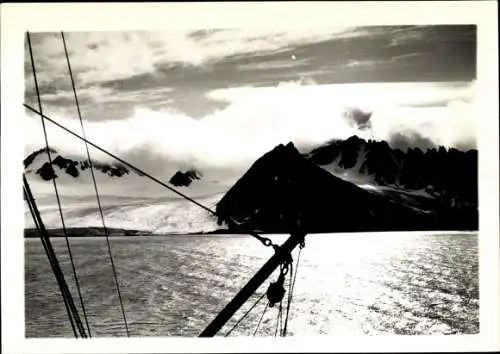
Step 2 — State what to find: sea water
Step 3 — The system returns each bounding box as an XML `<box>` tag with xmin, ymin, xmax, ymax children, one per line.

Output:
<box><xmin>24</xmin><ymin>232</ymin><xmax>479</xmax><ymax>337</ymax></box>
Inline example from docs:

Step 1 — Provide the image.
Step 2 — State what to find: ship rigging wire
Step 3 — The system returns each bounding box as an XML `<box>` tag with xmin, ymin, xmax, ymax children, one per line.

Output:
<box><xmin>223</xmin><ymin>246</ymin><xmax>304</xmax><ymax>337</ymax></box>
<box><xmin>61</xmin><ymin>31</ymin><xmax>130</xmax><ymax>337</ymax></box>
<box><xmin>26</xmin><ymin>32</ymin><xmax>90</xmax><ymax>338</ymax></box>
<box><xmin>275</xmin><ymin>300</ymin><xmax>283</xmax><ymax>337</ymax></box>
<box><xmin>23</xmin><ymin>183</ymin><xmax>80</xmax><ymax>337</ymax></box>
<box><xmin>224</xmin><ymin>291</ymin><xmax>267</xmax><ymax>336</ymax></box>
<box><xmin>282</xmin><ymin>242</ymin><xmax>304</xmax><ymax>336</ymax></box>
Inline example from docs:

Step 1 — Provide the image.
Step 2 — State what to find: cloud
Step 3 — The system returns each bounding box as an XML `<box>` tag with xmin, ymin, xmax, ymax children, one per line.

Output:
<box><xmin>391</xmin><ymin>53</ymin><xmax>423</xmax><ymax>61</ymax></box>
<box><xmin>369</xmin><ymin>97</ymin><xmax>477</xmax><ymax>152</ymax></box>
<box><xmin>384</xmin><ymin>99</ymin><xmax>477</xmax><ymax>152</ymax></box>
<box><xmin>342</xmin><ymin>107</ymin><xmax>373</xmax><ymax>131</ymax></box>
<box><xmin>24</xmin><ymin>85</ymin><xmax>176</xmax><ymax>122</ymax></box>
<box><xmin>387</xmin><ymin>26</ymin><xmax>427</xmax><ymax>47</ymax></box>
<box><xmin>342</xmin><ymin>60</ymin><xmax>380</xmax><ymax>69</ymax></box>
<box><xmin>340</xmin><ymin>53</ymin><xmax>425</xmax><ymax>72</ymax></box>
<box><xmin>26</xmin><ymin>28</ymin><xmax>364</xmax><ymax>89</ymax></box>
<box><xmin>24</xmin><ymin>80</ymin><xmax>477</xmax><ymax>184</ymax></box>
<box><xmin>37</xmin><ymin>86</ymin><xmax>115</xmax><ymax>102</ymax></box>
<box><xmin>387</xmin><ymin>131</ymin><xmax>436</xmax><ymax>152</ymax></box>
<box><xmin>237</xmin><ymin>57</ymin><xmax>312</xmax><ymax>71</ymax></box>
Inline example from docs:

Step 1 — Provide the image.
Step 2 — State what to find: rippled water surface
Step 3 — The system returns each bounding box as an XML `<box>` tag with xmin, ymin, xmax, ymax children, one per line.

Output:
<box><xmin>25</xmin><ymin>232</ymin><xmax>479</xmax><ymax>337</ymax></box>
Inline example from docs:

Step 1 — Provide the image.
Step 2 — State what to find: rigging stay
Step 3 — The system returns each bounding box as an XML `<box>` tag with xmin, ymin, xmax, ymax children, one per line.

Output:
<box><xmin>26</xmin><ymin>32</ymin><xmax>91</xmax><ymax>338</ymax></box>
<box><xmin>23</xmin><ymin>175</ymin><xmax>88</xmax><ymax>338</ymax></box>
<box><xmin>60</xmin><ymin>30</ymin><xmax>130</xmax><ymax>337</ymax></box>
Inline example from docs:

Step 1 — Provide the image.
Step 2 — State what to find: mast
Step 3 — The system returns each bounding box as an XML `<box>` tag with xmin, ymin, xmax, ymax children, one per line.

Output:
<box><xmin>199</xmin><ymin>231</ymin><xmax>306</xmax><ymax>337</ymax></box>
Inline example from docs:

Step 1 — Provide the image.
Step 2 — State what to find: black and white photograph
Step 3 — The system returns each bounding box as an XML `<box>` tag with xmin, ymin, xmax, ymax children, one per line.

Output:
<box><xmin>1</xmin><ymin>2</ymin><xmax>499</xmax><ymax>353</ymax></box>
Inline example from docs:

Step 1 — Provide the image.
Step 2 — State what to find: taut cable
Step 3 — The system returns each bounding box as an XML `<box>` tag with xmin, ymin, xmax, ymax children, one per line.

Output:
<box><xmin>61</xmin><ymin>30</ymin><xmax>129</xmax><ymax>337</ymax></box>
<box><xmin>26</xmin><ymin>32</ymin><xmax>88</xmax><ymax>338</ymax></box>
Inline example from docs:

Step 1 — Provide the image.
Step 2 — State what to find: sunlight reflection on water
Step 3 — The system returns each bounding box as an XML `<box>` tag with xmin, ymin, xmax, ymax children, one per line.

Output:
<box><xmin>25</xmin><ymin>232</ymin><xmax>478</xmax><ymax>337</ymax></box>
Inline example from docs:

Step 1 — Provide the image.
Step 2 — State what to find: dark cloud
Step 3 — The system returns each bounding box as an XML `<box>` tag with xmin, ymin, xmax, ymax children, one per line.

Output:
<box><xmin>453</xmin><ymin>137</ymin><xmax>477</xmax><ymax>151</ymax></box>
<box><xmin>342</xmin><ymin>107</ymin><xmax>373</xmax><ymax>131</ymax></box>
<box><xmin>388</xmin><ymin>131</ymin><xmax>437</xmax><ymax>152</ymax></box>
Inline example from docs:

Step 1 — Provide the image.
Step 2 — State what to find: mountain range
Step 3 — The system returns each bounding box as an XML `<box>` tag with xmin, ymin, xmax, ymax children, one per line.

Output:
<box><xmin>306</xmin><ymin>135</ymin><xmax>477</xmax><ymax>206</ymax></box>
<box><xmin>23</xmin><ymin>136</ymin><xmax>478</xmax><ymax>235</ymax></box>
<box><xmin>216</xmin><ymin>141</ymin><xmax>477</xmax><ymax>233</ymax></box>
<box><xmin>24</xmin><ymin>147</ymin><xmax>132</xmax><ymax>180</ymax></box>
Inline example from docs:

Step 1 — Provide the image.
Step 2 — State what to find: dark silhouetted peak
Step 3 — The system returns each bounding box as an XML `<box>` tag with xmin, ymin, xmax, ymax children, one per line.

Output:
<box><xmin>306</xmin><ymin>135</ymin><xmax>478</xmax><ymax>206</ymax></box>
<box><xmin>408</xmin><ymin>146</ymin><xmax>424</xmax><ymax>157</ymax></box>
<box><xmin>169</xmin><ymin>169</ymin><xmax>202</xmax><ymax>187</ymax></box>
<box><xmin>307</xmin><ymin>139</ymin><xmax>342</xmax><ymax>165</ymax></box>
<box><xmin>345</xmin><ymin>135</ymin><xmax>363</xmax><ymax>145</ymax></box>
<box><xmin>36</xmin><ymin>162</ymin><xmax>58</xmax><ymax>181</ymax></box>
<box><xmin>87</xmin><ymin>161</ymin><xmax>130</xmax><ymax>177</ymax></box>
<box><xmin>51</xmin><ymin>155</ymin><xmax>80</xmax><ymax>177</ymax></box>
<box><xmin>24</xmin><ymin>147</ymin><xmax>57</xmax><ymax>168</ymax></box>
<box><xmin>338</xmin><ymin>135</ymin><xmax>365</xmax><ymax>169</ymax></box>
<box><xmin>24</xmin><ymin>147</ymin><xmax>132</xmax><ymax>181</ymax></box>
<box><xmin>307</xmin><ymin>135</ymin><xmax>366</xmax><ymax>170</ymax></box>
<box><xmin>216</xmin><ymin>142</ymin><xmax>433</xmax><ymax>233</ymax></box>
<box><xmin>65</xmin><ymin>163</ymin><xmax>79</xmax><ymax>178</ymax></box>
<box><xmin>52</xmin><ymin>155</ymin><xmax>69</xmax><ymax>169</ymax></box>
<box><xmin>80</xmin><ymin>160</ymin><xmax>90</xmax><ymax>170</ymax></box>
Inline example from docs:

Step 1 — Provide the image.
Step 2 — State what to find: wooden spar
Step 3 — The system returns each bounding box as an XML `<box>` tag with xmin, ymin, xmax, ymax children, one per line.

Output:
<box><xmin>199</xmin><ymin>231</ymin><xmax>306</xmax><ymax>337</ymax></box>
<box><xmin>23</xmin><ymin>174</ymin><xmax>88</xmax><ymax>338</ymax></box>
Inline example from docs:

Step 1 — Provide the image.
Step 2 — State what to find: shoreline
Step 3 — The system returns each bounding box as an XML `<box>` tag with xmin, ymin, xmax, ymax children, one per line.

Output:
<box><xmin>24</xmin><ymin>227</ymin><xmax>479</xmax><ymax>238</ymax></box>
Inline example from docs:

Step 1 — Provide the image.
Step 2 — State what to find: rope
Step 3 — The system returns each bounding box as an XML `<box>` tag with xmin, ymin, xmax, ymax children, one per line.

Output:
<box><xmin>274</xmin><ymin>300</ymin><xmax>283</xmax><ymax>337</ymax></box>
<box><xmin>26</xmin><ymin>32</ymin><xmax>88</xmax><ymax>338</ymax></box>
<box><xmin>253</xmin><ymin>302</ymin><xmax>269</xmax><ymax>336</ymax></box>
<box><xmin>60</xmin><ymin>31</ymin><xmax>129</xmax><ymax>337</ymax></box>
<box><xmin>22</xmin><ymin>103</ymin><xmax>277</xmax><ymax>250</ymax></box>
<box><xmin>281</xmin><ymin>262</ymin><xmax>293</xmax><ymax>337</ymax></box>
<box><xmin>282</xmin><ymin>245</ymin><xmax>303</xmax><ymax>337</ymax></box>
<box><xmin>224</xmin><ymin>292</ymin><xmax>266</xmax><ymax>337</ymax></box>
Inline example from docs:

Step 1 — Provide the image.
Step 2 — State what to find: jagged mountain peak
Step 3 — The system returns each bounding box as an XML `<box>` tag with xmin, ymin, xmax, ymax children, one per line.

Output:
<box><xmin>24</xmin><ymin>146</ymin><xmax>132</xmax><ymax>181</ymax></box>
<box><xmin>23</xmin><ymin>138</ymin><xmax>478</xmax><ymax>234</ymax></box>
<box><xmin>215</xmin><ymin>141</ymin><xmax>437</xmax><ymax>233</ymax></box>
<box><xmin>24</xmin><ymin>147</ymin><xmax>57</xmax><ymax>169</ymax></box>
<box><xmin>169</xmin><ymin>169</ymin><xmax>203</xmax><ymax>187</ymax></box>
<box><xmin>307</xmin><ymin>136</ymin><xmax>478</xmax><ymax>205</ymax></box>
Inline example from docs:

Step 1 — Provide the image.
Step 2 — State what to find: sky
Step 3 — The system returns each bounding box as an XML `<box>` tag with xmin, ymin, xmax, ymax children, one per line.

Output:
<box><xmin>24</xmin><ymin>25</ymin><xmax>477</xmax><ymax>185</ymax></box>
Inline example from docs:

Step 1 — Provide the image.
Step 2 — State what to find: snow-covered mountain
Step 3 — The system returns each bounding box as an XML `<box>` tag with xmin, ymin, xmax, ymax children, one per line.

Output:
<box><xmin>23</xmin><ymin>147</ymin><xmax>229</xmax><ymax>234</ymax></box>
<box><xmin>216</xmin><ymin>142</ymin><xmax>477</xmax><ymax>233</ymax></box>
<box><xmin>305</xmin><ymin>135</ymin><xmax>478</xmax><ymax>206</ymax></box>
<box><xmin>169</xmin><ymin>169</ymin><xmax>203</xmax><ymax>187</ymax></box>
<box><xmin>23</xmin><ymin>136</ymin><xmax>478</xmax><ymax>235</ymax></box>
<box><xmin>26</xmin><ymin>193</ymin><xmax>223</xmax><ymax>235</ymax></box>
